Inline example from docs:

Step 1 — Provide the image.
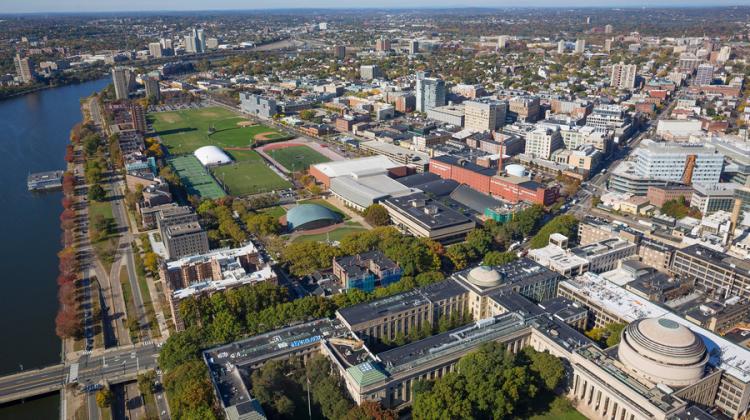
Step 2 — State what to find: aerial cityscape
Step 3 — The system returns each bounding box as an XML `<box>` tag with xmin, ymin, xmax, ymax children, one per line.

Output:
<box><xmin>3</xmin><ymin>2</ymin><xmax>750</xmax><ymax>420</ymax></box>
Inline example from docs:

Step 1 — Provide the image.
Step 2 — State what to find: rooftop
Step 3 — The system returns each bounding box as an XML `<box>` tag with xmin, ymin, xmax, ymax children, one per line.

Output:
<box><xmin>383</xmin><ymin>192</ymin><xmax>474</xmax><ymax>231</ymax></box>
<box><xmin>563</xmin><ymin>272</ymin><xmax>750</xmax><ymax>383</ymax></box>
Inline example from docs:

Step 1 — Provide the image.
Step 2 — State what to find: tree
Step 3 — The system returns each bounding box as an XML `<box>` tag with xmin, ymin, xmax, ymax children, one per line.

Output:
<box><xmin>299</xmin><ymin>109</ymin><xmax>317</xmax><ymax>121</ymax></box>
<box><xmin>88</xmin><ymin>184</ymin><xmax>106</xmax><ymax>201</ymax></box>
<box><xmin>483</xmin><ymin>251</ymin><xmax>517</xmax><ymax>266</ymax></box>
<box><xmin>96</xmin><ymin>387</ymin><xmax>114</xmax><ymax>408</ymax></box>
<box><xmin>344</xmin><ymin>401</ymin><xmax>397</xmax><ymax>420</ymax></box>
<box><xmin>529</xmin><ymin>215</ymin><xmax>578</xmax><ymax>249</ymax></box>
<box><xmin>466</xmin><ymin>228</ymin><xmax>493</xmax><ymax>256</ymax></box>
<box><xmin>280</xmin><ymin>241</ymin><xmax>340</xmax><ymax>276</ymax></box>
<box><xmin>363</xmin><ymin>204</ymin><xmax>391</xmax><ymax>227</ymax></box>
<box><xmin>244</xmin><ymin>213</ymin><xmax>281</xmax><ymax>236</ymax></box>
<box><xmin>523</xmin><ymin>348</ymin><xmax>565</xmax><ymax>391</ymax></box>
<box><xmin>143</xmin><ymin>252</ymin><xmax>159</xmax><ymax>274</ymax></box>
<box><xmin>446</xmin><ymin>243</ymin><xmax>474</xmax><ymax>270</ymax></box>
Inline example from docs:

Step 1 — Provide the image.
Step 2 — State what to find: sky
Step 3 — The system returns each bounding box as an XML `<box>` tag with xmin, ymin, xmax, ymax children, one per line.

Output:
<box><xmin>1</xmin><ymin>0</ymin><xmax>746</xmax><ymax>13</ymax></box>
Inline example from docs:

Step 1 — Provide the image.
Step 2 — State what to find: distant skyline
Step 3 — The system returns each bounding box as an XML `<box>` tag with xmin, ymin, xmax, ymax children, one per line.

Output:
<box><xmin>2</xmin><ymin>0</ymin><xmax>748</xmax><ymax>14</ymax></box>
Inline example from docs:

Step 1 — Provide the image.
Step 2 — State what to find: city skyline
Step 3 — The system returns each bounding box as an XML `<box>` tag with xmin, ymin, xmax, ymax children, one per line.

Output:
<box><xmin>3</xmin><ymin>0</ymin><xmax>748</xmax><ymax>13</ymax></box>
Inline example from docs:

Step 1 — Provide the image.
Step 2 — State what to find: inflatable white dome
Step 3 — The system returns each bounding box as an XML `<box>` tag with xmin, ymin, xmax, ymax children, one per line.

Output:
<box><xmin>194</xmin><ymin>146</ymin><xmax>232</xmax><ymax>166</ymax></box>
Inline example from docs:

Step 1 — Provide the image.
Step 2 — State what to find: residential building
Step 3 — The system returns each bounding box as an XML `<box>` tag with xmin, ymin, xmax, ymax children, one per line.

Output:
<box><xmin>144</xmin><ymin>77</ymin><xmax>161</xmax><ymax>101</ymax></box>
<box><xmin>408</xmin><ymin>40</ymin><xmax>419</xmax><ymax>55</ymax></box>
<box><xmin>610</xmin><ymin>62</ymin><xmax>637</xmax><ymax>90</ymax></box>
<box><xmin>333</xmin><ymin>44</ymin><xmax>346</xmax><ymax>59</ymax></box>
<box><xmin>332</xmin><ymin>251</ymin><xmax>402</xmax><ymax>292</ymax></box>
<box><xmin>464</xmin><ymin>99</ymin><xmax>507</xmax><ymax>132</ymax></box>
<box><xmin>694</xmin><ymin>63</ymin><xmax>714</xmax><ymax>86</ymax></box>
<box><xmin>129</xmin><ymin>102</ymin><xmax>147</xmax><ymax>133</ymax></box>
<box><xmin>14</xmin><ymin>54</ymin><xmax>34</xmax><ymax>83</ymax></box>
<box><xmin>604</xmin><ymin>24</ymin><xmax>613</xmax><ymax>34</ymax></box>
<box><xmin>112</xmin><ymin>66</ymin><xmax>131</xmax><ymax>100</ymax></box>
<box><xmin>148</xmin><ymin>42</ymin><xmax>163</xmax><ymax>58</ymax></box>
<box><xmin>239</xmin><ymin>93</ymin><xmax>277</xmax><ymax>119</ymax></box>
<box><xmin>375</xmin><ymin>37</ymin><xmax>391</xmax><ymax>52</ymax></box>
<box><xmin>157</xmin><ymin>205</ymin><xmax>209</xmax><ymax>260</ymax></box>
<box><xmin>557</xmin><ymin>39</ymin><xmax>565</xmax><ymax>54</ymax></box>
<box><xmin>161</xmin><ymin>242</ymin><xmax>276</xmax><ymax>330</ymax></box>
<box><xmin>574</xmin><ymin>38</ymin><xmax>585</xmax><ymax>54</ymax></box>
<box><xmin>497</xmin><ymin>35</ymin><xmax>509</xmax><ymax>49</ymax></box>
<box><xmin>416</xmin><ymin>77</ymin><xmax>446</xmax><ymax>112</ymax></box>
<box><xmin>360</xmin><ymin>65</ymin><xmax>383</xmax><ymax>80</ymax></box>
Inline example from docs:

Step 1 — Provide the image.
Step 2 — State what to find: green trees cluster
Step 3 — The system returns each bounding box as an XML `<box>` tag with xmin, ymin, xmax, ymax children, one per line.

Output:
<box><xmin>412</xmin><ymin>343</ymin><xmax>567</xmax><ymax>419</ymax></box>
<box><xmin>586</xmin><ymin>322</ymin><xmax>627</xmax><ymax>348</ymax></box>
<box><xmin>197</xmin><ymin>199</ymin><xmax>247</xmax><ymax>246</ymax></box>
<box><xmin>661</xmin><ymin>197</ymin><xmax>701</xmax><ymax>219</ymax></box>
<box><xmin>529</xmin><ymin>214</ymin><xmax>579</xmax><ymax>249</ymax></box>
<box><xmin>363</xmin><ymin>203</ymin><xmax>391</xmax><ymax>226</ymax></box>
<box><xmin>251</xmin><ymin>355</ymin><xmax>396</xmax><ymax>420</ymax></box>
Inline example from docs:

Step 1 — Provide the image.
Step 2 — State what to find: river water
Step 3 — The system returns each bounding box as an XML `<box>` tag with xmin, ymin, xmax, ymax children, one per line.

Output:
<box><xmin>0</xmin><ymin>78</ymin><xmax>110</xmax><ymax>420</ymax></box>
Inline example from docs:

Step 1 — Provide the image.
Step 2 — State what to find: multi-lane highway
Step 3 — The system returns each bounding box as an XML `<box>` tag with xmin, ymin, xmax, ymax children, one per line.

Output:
<box><xmin>0</xmin><ymin>343</ymin><xmax>160</xmax><ymax>405</ymax></box>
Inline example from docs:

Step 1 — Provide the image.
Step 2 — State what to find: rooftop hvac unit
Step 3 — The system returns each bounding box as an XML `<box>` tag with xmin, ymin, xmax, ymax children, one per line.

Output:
<box><xmin>411</xmin><ymin>199</ymin><xmax>426</xmax><ymax>208</ymax></box>
<box><xmin>424</xmin><ymin>205</ymin><xmax>439</xmax><ymax>215</ymax></box>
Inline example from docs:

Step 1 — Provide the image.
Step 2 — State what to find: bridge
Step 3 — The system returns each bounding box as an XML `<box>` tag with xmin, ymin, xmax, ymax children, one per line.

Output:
<box><xmin>0</xmin><ymin>344</ymin><xmax>160</xmax><ymax>404</ymax></box>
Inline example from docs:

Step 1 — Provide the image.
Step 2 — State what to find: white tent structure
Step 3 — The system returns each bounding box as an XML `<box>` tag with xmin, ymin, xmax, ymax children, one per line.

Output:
<box><xmin>194</xmin><ymin>145</ymin><xmax>232</xmax><ymax>166</ymax></box>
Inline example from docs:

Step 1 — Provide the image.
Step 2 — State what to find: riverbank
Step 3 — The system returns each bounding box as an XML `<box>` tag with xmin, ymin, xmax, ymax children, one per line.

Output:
<box><xmin>0</xmin><ymin>72</ymin><xmax>109</xmax><ymax>102</ymax></box>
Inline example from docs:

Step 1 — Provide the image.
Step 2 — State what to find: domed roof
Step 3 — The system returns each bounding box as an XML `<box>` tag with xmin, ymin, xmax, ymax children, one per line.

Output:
<box><xmin>638</xmin><ymin>318</ymin><xmax>698</xmax><ymax>348</ymax></box>
<box><xmin>286</xmin><ymin>204</ymin><xmax>342</xmax><ymax>231</ymax></box>
<box><xmin>194</xmin><ymin>146</ymin><xmax>232</xmax><ymax>166</ymax></box>
<box><xmin>466</xmin><ymin>266</ymin><xmax>502</xmax><ymax>288</ymax></box>
<box><xmin>617</xmin><ymin>317</ymin><xmax>708</xmax><ymax>387</ymax></box>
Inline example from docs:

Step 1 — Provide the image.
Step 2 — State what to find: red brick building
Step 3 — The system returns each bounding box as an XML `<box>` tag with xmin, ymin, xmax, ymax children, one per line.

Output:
<box><xmin>646</xmin><ymin>184</ymin><xmax>694</xmax><ymax>208</ymax></box>
<box><xmin>429</xmin><ymin>155</ymin><xmax>559</xmax><ymax>206</ymax></box>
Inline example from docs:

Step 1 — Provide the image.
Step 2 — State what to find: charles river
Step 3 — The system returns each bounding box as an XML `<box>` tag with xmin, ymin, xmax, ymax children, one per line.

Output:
<box><xmin>0</xmin><ymin>77</ymin><xmax>110</xmax><ymax>420</ymax></box>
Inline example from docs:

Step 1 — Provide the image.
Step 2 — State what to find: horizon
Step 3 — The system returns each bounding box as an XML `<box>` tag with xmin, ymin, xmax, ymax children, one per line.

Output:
<box><xmin>3</xmin><ymin>1</ymin><xmax>748</xmax><ymax>14</ymax></box>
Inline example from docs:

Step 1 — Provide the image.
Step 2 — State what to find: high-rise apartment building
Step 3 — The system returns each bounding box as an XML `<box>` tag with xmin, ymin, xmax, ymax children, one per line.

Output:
<box><xmin>717</xmin><ymin>46</ymin><xmax>731</xmax><ymax>63</ymax></box>
<box><xmin>333</xmin><ymin>44</ymin><xmax>346</xmax><ymax>59</ymax></box>
<box><xmin>464</xmin><ymin>99</ymin><xmax>507</xmax><ymax>132</ymax></box>
<box><xmin>557</xmin><ymin>39</ymin><xmax>566</xmax><ymax>54</ymax></box>
<box><xmin>14</xmin><ymin>54</ymin><xmax>34</xmax><ymax>83</ymax></box>
<box><xmin>497</xmin><ymin>35</ymin><xmax>509</xmax><ymax>49</ymax></box>
<box><xmin>160</xmin><ymin>38</ymin><xmax>173</xmax><ymax>51</ymax></box>
<box><xmin>415</xmin><ymin>77</ymin><xmax>446</xmax><ymax>113</ymax></box>
<box><xmin>375</xmin><ymin>37</ymin><xmax>391</xmax><ymax>52</ymax></box>
<box><xmin>408</xmin><ymin>40</ymin><xmax>419</xmax><ymax>55</ymax></box>
<box><xmin>605</xmin><ymin>24</ymin><xmax>613</xmax><ymax>34</ymax></box>
<box><xmin>694</xmin><ymin>63</ymin><xmax>714</xmax><ymax>86</ymax></box>
<box><xmin>574</xmin><ymin>38</ymin><xmax>586</xmax><ymax>54</ymax></box>
<box><xmin>604</xmin><ymin>38</ymin><xmax>613</xmax><ymax>52</ymax></box>
<box><xmin>196</xmin><ymin>28</ymin><xmax>206</xmax><ymax>53</ymax></box>
<box><xmin>360</xmin><ymin>65</ymin><xmax>383</xmax><ymax>81</ymax></box>
<box><xmin>112</xmin><ymin>66</ymin><xmax>130</xmax><ymax>100</ymax></box>
<box><xmin>144</xmin><ymin>77</ymin><xmax>161</xmax><ymax>101</ymax></box>
<box><xmin>148</xmin><ymin>42</ymin><xmax>163</xmax><ymax>58</ymax></box>
<box><xmin>610</xmin><ymin>62</ymin><xmax>637</xmax><ymax>90</ymax></box>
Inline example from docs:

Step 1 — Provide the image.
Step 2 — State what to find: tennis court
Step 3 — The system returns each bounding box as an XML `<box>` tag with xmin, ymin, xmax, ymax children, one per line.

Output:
<box><xmin>167</xmin><ymin>155</ymin><xmax>226</xmax><ymax>199</ymax></box>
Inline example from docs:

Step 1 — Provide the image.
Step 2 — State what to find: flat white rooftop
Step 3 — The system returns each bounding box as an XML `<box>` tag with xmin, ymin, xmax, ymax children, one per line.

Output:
<box><xmin>312</xmin><ymin>155</ymin><xmax>401</xmax><ymax>178</ymax></box>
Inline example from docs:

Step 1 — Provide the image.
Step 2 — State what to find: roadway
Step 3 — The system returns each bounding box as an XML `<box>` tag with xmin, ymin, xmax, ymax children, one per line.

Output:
<box><xmin>0</xmin><ymin>343</ymin><xmax>160</xmax><ymax>405</ymax></box>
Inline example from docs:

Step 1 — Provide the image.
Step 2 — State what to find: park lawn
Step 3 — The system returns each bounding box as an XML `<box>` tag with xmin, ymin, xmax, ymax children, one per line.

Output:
<box><xmin>89</xmin><ymin>199</ymin><xmax>119</xmax><ymax>272</ymax></box>
<box><xmin>267</xmin><ymin>145</ymin><xmax>330</xmax><ymax>171</ymax></box>
<box><xmin>298</xmin><ymin>198</ymin><xmax>349</xmax><ymax>220</ymax></box>
<box><xmin>259</xmin><ymin>205</ymin><xmax>287</xmax><ymax>219</ymax></box>
<box><xmin>292</xmin><ymin>224</ymin><xmax>366</xmax><ymax>243</ymax></box>
<box><xmin>212</xmin><ymin>149</ymin><xmax>291</xmax><ymax>196</ymax></box>
<box><xmin>151</xmin><ymin>106</ymin><xmax>285</xmax><ymax>154</ymax></box>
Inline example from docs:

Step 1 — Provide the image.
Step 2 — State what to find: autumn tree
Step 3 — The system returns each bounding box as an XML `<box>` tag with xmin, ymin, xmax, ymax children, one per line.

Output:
<box><xmin>363</xmin><ymin>204</ymin><xmax>391</xmax><ymax>227</ymax></box>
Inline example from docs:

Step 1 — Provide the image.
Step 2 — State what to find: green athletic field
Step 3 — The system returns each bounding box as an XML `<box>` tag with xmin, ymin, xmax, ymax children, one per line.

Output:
<box><xmin>266</xmin><ymin>145</ymin><xmax>330</xmax><ymax>172</ymax></box>
<box><xmin>211</xmin><ymin>150</ymin><xmax>292</xmax><ymax>197</ymax></box>
<box><xmin>167</xmin><ymin>155</ymin><xmax>226</xmax><ymax>199</ymax></box>
<box><xmin>151</xmin><ymin>107</ymin><xmax>287</xmax><ymax>155</ymax></box>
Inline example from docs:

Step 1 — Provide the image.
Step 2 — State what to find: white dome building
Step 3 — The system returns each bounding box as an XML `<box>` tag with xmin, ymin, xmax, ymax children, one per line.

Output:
<box><xmin>618</xmin><ymin>318</ymin><xmax>709</xmax><ymax>387</ymax></box>
<box><xmin>466</xmin><ymin>266</ymin><xmax>503</xmax><ymax>288</ymax></box>
<box><xmin>194</xmin><ymin>146</ymin><xmax>232</xmax><ymax>167</ymax></box>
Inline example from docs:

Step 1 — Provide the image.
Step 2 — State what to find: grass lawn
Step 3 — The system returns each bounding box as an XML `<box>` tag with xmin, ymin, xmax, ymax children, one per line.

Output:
<box><xmin>151</xmin><ymin>107</ymin><xmax>285</xmax><ymax>154</ymax></box>
<box><xmin>212</xmin><ymin>149</ymin><xmax>291</xmax><ymax>196</ymax></box>
<box><xmin>132</xmin><ymin>241</ymin><xmax>160</xmax><ymax>339</ymax></box>
<box><xmin>119</xmin><ymin>266</ymin><xmax>139</xmax><ymax>344</ymax></box>
<box><xmin>297</xmin><ymin>198</ymin><xmax>349</xmax><ymax>220</ymax></box>
<box><xmin>167</xmin><ymin>155</ymin><xmax>226</xmax><ymax>199</ymax></box>
<box><xmin>89</xmin><ymin>198</ymin><xmax>119</xmax><ymax>272</ymax></box>
<box><xmin>259</xmin><ymin>205</ymin><xmax>287</xmax><ymax>219</ymax></box>
<box><xmin>292</xmin><ymin>225</ymin><xmax>366</xmax><ymax>243</ymax></box>
<box><xmin>267</xmin><ymin>145</ymin><xmax>330</xmax><ymax>171</ymax></box>
<box><xmin>529</xmin><ymin>410</ymin><xmax>587</xmax><ymax>420</ymax></box>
